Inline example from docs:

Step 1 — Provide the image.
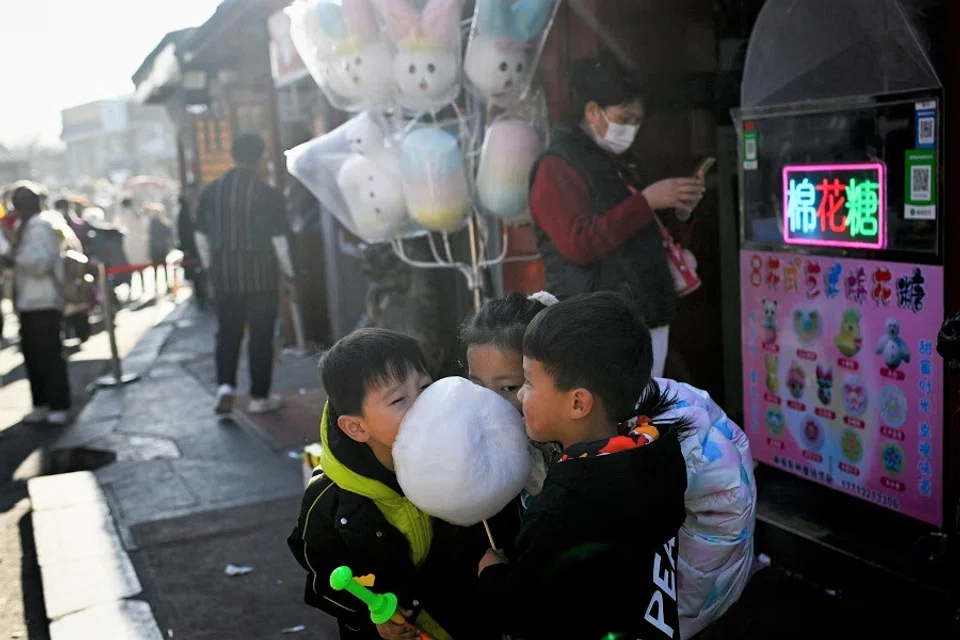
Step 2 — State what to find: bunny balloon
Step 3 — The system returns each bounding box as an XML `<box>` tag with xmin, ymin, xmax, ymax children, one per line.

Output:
<box><xmin>336</xmin><ymin>115</ymin><xmax>411</xmax><ymax>241</ymax></box>
<box><xmin>337</xmin><ymin>153</ymin><xmax>409</xmax><ymax>241</ymax></box>
<box><xmin>288</xmin><ymin>0</ymin><xmax>394</xmax><ymax>111</ymax></box>
<box><xmin>464</xmin><ymin>0</ymin><xmax>559</xmax><ymax>105</ymax></box>
<box><xmin>384</xmin><ymin>0</ymin><xmax>462</xmax><ymax>110</ymax></box>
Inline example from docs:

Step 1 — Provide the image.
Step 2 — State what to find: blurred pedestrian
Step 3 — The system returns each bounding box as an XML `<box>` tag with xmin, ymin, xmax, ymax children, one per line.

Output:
<box><xmin>5</xmin><ymin>182</ymin><xmax>71</xmax><ymax>425</ymax></box>
<box><xmin>146</xmin><ymin>202</ymin><xmax>174</xmax><ymax>291</ymax></box>
<box><xmin>195</xmin><ymin>133</ymin><xmax>296</xmax><ymax>415</ymax></box>
<box><xmin>175</xmin><ymin>190</ymin><xmax>207</xmax><ymax>310</ymax></box>
<box><xmin>53</xmin><ymin>198</ymin><xmax>93</xmax><ymax>343</ymax></box>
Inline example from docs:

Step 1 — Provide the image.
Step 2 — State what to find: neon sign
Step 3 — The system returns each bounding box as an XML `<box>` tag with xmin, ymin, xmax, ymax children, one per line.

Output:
<box><xmin>783</xmin><ymin>163</ymin><xmax>886</xmax><ymax>250</ymax></box>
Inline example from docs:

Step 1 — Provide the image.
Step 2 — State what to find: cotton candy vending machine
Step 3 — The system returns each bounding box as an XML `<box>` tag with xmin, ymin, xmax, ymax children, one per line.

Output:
<box><xmin>733</xmin><ymin>0</ymin><xmax>956</xmax><ymax>628</ymax></box>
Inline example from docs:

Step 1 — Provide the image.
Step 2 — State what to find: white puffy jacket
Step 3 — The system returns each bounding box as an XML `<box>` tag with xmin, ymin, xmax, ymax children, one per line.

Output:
<box><xmin>14</xmin><ymin>212</ymin><xmax>65</xmax><ymax>312</ymax></box>
<box><xmin>653</xmin><ymin>378</ymin><xmax>757</xmax><ymax>639</ymax></box>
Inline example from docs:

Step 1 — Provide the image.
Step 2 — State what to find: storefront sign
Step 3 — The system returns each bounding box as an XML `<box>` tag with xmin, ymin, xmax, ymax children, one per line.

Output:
<box><xmin>740</xmin><ymin>250</ymin><xmax>943</xmax><ymax>526</ymax></box>
<box><xmin>783</xmin><ymin>163</ymin><xmax>885</xmax><ymax>250</ymax></box>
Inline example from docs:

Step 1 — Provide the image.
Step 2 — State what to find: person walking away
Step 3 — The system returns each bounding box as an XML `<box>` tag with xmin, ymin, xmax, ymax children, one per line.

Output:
<box><xmin>146</xmin><ymin>202</ymin><xmax>174</xmax><ymax>292</ymax></box>
<box><xmin>175</xmin><ymin>190</ymin><xmax>208</xmax><ymax>310</ymax></box>
<box><xmin>5</xmin><ymin>183</ymin><xmax>71</xmax><ymax>424</ymax></box>
<box><xmin>528</xmin><ymin>58</ymin><xmax>705</xmax><ymax>378</ymax></box>
<box><xmin>53</xmin><ymin>197</ymin><xmax>93</xmax><ymax>342</ymax></box>
<box><xmin>195</xmin><ymin>133</ymin><xmax>296</xmax><ymax>415</ymax></box>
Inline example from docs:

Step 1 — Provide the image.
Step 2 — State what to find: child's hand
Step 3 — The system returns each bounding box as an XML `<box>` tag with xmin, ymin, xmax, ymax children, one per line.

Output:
<box><xmin>376</xmin><ymin>609</ymin><xmax>421</xmax><ymax>640</ymax></box>
<box><xmin>478</xmin><ymin>548</ymin><xmax>508</xmax><ymax>575</ymax></box>
<box><xmin>376</xmin><ymin>621</ymin><xmax>422</xmax><ymax>640</ymax></box>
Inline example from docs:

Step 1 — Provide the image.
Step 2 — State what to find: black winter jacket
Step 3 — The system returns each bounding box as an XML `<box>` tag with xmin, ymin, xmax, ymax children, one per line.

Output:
<box><xmin>477</xmin><ymin>427</ymin><xmax>688</xmax><ymax>640</ymax></box>
<box><xmin>287</xmin><ymin>421</ymin><xmax>522</xmax><ymax>640</ymax></box>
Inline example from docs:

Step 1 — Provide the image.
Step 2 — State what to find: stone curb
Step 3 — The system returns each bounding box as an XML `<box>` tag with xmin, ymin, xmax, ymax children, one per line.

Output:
<box><xmin>27</xmin><ymin>472</ymin><xmax>162</xmax><ymax>639</ymax></box>
<box><xmin>28</xmin><ymin>300</ymin><xmax>190</xmax><ymax>639</ymax></box>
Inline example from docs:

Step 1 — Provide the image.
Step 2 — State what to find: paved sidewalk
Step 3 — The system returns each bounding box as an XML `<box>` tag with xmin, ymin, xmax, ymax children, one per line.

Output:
<box><xmin>29</xmin><ymin>301</ymin><xmax>338</xmax><ymax>639</ymax></box>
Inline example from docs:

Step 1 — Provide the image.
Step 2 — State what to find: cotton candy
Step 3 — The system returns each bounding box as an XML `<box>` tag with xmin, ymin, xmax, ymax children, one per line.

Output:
<box><xmin>393</xmin><ymin>377</ymin><xmax>531</xmax><ymax>526</ymax></box>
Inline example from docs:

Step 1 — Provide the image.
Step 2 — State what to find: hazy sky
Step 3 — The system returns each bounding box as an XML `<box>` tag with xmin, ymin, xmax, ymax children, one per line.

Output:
<box><xmin>0</xmin><ymin>0</ymin><xmax>224</xmax><ymax>148</ymax></box>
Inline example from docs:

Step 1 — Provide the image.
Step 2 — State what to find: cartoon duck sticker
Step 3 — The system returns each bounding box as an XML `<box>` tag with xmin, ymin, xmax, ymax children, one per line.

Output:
<box><xmin>786</xmin><ymin>361</ymin><xmax>806</xmax><ymax>400</ymax></box>
<box><xmin>835</xmin><ymin>308</ymin><xmax>863</xmax><ymax>357</ymax></box>
<box><xmin>792</xmin><ymin>308</ymin><xmax>823</xmax><ymax>345</ymax></box>
<box><xmin>761</xmin><ymin>298</ymin><xmax>778</xmax><ymax>343</ymax></box>
<box><xmin>765</xmin><ymin>354</ymin><xmax>779</xmax><ymax>395</ymax></box>
<box><xmin>876</xmin><ymin>318</ymin><xmax>911</xmax><ymax>370</ymax></box>
<box><xmin>816</xmin><ymin>365</ymin><xmax>833</xmax><ymax>406</ymax></box>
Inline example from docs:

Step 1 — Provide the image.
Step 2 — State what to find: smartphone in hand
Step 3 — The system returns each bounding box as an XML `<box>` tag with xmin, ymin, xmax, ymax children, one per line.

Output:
<box><xmin>676</xmin><ymin>157</ymin><xmax>715</xmax><ymax>221</ymax></box>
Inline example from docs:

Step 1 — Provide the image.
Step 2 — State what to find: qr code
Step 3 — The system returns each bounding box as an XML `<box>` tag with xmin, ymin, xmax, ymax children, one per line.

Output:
<box><xmin>745</xmin><ymin>138</ymin><xmax>757</xmax><ymax>160</ymax></box>
<box><xmin>918</xmin><ymin>117</ymin><xmax>935</xmax><ymax>145</ymax></box>
<box><xmin>911</xmin><ymin>165</ymin><xmax>931</xmax><ymax>201</ymax></box>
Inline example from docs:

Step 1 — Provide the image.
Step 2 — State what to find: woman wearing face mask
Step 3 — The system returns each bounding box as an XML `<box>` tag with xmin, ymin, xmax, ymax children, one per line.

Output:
<box><xmin>528</xmin><ymin>58</ymin><xmax>705</xmax><ymax>377</ymax></box>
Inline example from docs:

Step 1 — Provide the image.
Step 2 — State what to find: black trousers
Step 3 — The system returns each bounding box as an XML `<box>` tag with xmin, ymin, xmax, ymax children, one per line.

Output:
<box><xmin>20</xmin><ymin>309</ymin><xmax>71</xmax><ymax>411</ymax></box>
<box><xmin>215</xmin><ymin>291</ymin><xmax>278</xmax><ymax>399</ymax></box>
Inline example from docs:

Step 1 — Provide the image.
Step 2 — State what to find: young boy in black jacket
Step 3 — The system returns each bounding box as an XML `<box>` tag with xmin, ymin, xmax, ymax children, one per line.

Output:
<box><xmin>288</xmin><ymin>328</ymin><xmax>520</xmax><ymax>640</ymax></box>
<box><xmin>477</xmin><ymin>292</ymin><xmax>690</xmax><ymax>640</ymax></box>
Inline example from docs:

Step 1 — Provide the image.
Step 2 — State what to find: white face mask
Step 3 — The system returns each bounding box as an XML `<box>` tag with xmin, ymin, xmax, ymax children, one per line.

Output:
<box><xmin>592</xmin><ymin>109</ymin><xmax>639</xmax><ymax>154</ymax></box>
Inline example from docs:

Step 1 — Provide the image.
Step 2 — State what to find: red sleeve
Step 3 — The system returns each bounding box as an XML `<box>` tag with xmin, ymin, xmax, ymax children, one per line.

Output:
<box><xmin>529</xmin><ymin>155</ymin><xmax>655</xmax><ymax>266</ymax></box>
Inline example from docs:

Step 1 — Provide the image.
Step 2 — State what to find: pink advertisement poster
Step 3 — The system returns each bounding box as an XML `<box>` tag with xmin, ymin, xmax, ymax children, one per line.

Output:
<box><xmin>740</xmin><ymin>250</ymin><xmax>943</xmax><ymax>526</ymax></box>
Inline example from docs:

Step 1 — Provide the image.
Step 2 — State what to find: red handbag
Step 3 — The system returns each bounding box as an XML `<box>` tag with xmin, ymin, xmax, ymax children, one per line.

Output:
<box><xmin>619</xmin><ymin>165</ymin><xmax>701</xmax><ymax>297</ymax></box>
<box><xmin>654</xmin><ymin>215</ymin><xmax>701</xmax><ymax>297</ymax></box>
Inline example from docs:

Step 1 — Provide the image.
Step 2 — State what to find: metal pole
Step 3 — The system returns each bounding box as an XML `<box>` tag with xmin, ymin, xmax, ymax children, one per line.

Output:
<box><xmin>92</xmin><ymin>262</ymin><xmax>140</xmax><ymax>389</ymax></box>
<box><xmin>100</xmin><ymin>263</ymin><xmax>122</xmax><ymax>379</ymax></box>
<box><xmin>466</xmin><ymin>214</ymin><xmax>482</xmax><ymax>312</ymax></box>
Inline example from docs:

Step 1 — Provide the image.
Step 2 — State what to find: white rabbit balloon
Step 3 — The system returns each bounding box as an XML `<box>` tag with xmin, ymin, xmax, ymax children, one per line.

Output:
<box><xmin>337</xmin><ymin>152</ymin><xmax>409</xmax><ymax>241</ymax></box>
<box><xmin>464</xmin><ymin>0</ymin><xmax>559</xmax><ymax>105</ymax></box>
<box><xmin>343</xmin><ymin>112</ymin><xmax>387</xmax><ymax>155</ymax></box>
<box><xmin>384</xmin><ymin>0</ymin><xmax>462</xmax><ymax>110</ymax></box>
<box><xmin>288</xmin><ymin>0</ymin><xmax>395</xmax><ymax>111</ymax></box>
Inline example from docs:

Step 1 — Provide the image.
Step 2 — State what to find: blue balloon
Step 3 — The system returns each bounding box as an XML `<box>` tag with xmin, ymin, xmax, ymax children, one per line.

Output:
<box><xmin>313</xmin><ymin>2</ymin><xmax>348</xmax><ymax>40</ymax></box>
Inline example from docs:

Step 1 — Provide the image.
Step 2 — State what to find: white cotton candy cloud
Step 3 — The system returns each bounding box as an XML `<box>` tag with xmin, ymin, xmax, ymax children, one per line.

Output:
<box><xmin>394</xmin><ymin>377</ymin><xmax>531</xmax><ymax>526</ymax></box>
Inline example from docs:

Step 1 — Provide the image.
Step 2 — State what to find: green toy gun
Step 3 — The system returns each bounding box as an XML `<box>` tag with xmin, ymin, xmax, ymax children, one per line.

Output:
<box><xmin>329</xmin><ymin>566</ymin><xmax>435</xmax><ymax>639</ymax></box>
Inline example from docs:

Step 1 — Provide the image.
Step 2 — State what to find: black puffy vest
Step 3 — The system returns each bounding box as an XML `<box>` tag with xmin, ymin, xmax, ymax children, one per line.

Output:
<box><xmin>530</xmin><ymin>125</ymin><xmax>678</xmax><ymax>328</ymax></box>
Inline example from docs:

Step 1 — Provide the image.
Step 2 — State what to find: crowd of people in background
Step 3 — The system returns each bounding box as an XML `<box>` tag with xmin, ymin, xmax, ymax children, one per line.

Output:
<box><xmin>0</xmin><ymin>178</ymin><xmax>190</xmax><ymax>426</ymax></box>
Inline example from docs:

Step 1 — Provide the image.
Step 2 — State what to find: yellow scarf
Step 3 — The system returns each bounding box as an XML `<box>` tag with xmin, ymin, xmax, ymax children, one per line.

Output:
<box><xmin>319</xmin><ymin>403</ymin><xmax>451</xmax><ymax>639</ymax></box>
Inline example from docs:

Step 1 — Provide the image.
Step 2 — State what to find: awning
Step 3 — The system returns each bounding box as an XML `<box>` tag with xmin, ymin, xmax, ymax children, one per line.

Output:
<box><xmin>132</xmin><ymin>28</ymin><xmax>197</xmax><ymax>104</ymax></box>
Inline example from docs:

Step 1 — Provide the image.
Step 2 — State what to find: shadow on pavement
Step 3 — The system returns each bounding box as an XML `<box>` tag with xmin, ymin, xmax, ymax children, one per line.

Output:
<box><xmin>130</xmin><ymin>497</ymin><xmax>338</xmax><ymax>640</ymax></box>
<box><xmin>18</xmin><ymin>510</ymin><xmax>49</xmax><ymax>640</ymax></box>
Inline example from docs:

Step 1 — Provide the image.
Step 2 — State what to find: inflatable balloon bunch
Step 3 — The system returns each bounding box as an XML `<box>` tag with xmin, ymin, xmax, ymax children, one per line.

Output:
<box><xmin>285</xmin><ymin>0</ymin><xmax>560</xmax><ymax>299</ymax></box>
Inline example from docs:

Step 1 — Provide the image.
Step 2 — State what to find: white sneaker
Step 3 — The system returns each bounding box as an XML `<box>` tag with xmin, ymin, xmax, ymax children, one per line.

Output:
<box><xmin>247</xmin><ymin>394</ymin><xmax>285</xmax><ymax>415</ymax></box>
<box><xmin>22</xmin><ymin>408</ymin><xmax>50</xmax><ymax>425</ymax></box>
<box><xmin>215</xmin><ymin>385</ymin><xmax>235</xmax><ymax>415</ymax></box>
<box><xmin>47</xmin><ymin>411</ymin><xmax>70</xmax><ymax>426</ymax></box>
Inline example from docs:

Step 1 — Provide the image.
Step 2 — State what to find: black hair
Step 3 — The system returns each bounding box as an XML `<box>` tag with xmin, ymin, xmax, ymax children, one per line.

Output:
<box><xmin>460</xmin><ymin>292</ymin><xmax>548</xmax><ymax>356</ymax></box>
<box><xmin>54</xmin><ymin>198</ymin><xmax>70</xmax><ymax>211</ymax></box>
<box><xmin>10</xmin><ymin>181</ymin><xmax>44</xmax><ymax>214</ymax></box>
<box><xmin>232</xmin><ymin>133</ymin><xmax>266</xmax><ymax>166</ymax></box>
<box><xmin>320</xmin><ymin>328</ymin><xmax>429</xmax><ymax>420</ymax></box>
<box><xmin>522</xmin><ymin>291</ymin><xmax>690</xmax><ymax>432</ymax></box>
<box><xmin>569</xmin><ymin>58</ymin><xmax>643</xmax><ymax>122</ymax></box>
